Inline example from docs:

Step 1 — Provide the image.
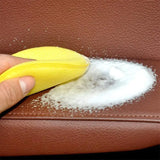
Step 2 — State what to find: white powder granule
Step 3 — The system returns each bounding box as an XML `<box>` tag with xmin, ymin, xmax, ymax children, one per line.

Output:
<box><xmin>39</xmin><ymin>59</ymin><xmax>156</xmax><ymax>110</ymax></box>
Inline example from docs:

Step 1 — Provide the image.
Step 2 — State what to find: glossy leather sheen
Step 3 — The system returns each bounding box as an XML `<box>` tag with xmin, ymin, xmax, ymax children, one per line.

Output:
<box><xmin>0</xmin><ymin>0</ymin><xmax>160</xmax><ymax>156</ymax></box>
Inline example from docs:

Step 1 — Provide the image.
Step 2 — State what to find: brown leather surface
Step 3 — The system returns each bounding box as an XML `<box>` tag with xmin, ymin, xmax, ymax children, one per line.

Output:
<box><xmin>0</xmin><ymin>0</ymin><xmax>160</xmax><ymax>156</ymax></box>
<box><xmin>1</xmin><ymin>0</ymin><xmax>160</xmax><ymax>60</ymax></box>
<box><xmin>0</xmin><ymin>120</ymin><xmax>159</xmax><ymax>156</ymax></box>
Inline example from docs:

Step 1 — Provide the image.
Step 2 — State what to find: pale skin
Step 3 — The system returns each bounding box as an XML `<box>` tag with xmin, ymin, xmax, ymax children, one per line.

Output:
<box><xmin>0</xmin><ymin>54</ymin><xmax>35</xmax><ymax>113</ymax></box>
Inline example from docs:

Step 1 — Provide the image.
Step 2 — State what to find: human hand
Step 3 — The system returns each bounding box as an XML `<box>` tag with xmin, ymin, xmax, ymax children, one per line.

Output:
<box><xmin>0</xmin><ymin>54</ymin><xmax>35</xmax><ymax>113</ymax></box>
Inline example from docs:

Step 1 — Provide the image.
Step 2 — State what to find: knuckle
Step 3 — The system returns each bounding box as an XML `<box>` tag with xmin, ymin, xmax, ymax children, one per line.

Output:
<box><xmin>0</xmin><ymin>55</ymin><xmax>11</xmax><ymax>73</ymax></box>
<box><xmin>1</xmin><ymin>82</ymin><xmax>18</xmax><ymax>106</ymax></box>
<box><xmin>0</xmin><ymin>54</ymin><xmax>9</xmax><ymax>59</ymax></box>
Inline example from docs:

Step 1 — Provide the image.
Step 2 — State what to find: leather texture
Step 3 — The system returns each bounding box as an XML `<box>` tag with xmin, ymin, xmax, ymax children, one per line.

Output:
<box><xmin>0</xmin><ymin>0</ymin><xmax>160</xmax><ymax>156</ymax></box>
<box><xmin>0</xmin><ymin>120</ymin><xmax>159</xmax><ymax>156</ymax></box>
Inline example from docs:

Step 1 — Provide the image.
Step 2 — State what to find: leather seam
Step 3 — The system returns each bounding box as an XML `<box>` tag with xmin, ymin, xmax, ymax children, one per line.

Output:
<box><xmin>6</xmin><ymin>112</ymin><xmax>160</xmax><ymax>119</ymax></box>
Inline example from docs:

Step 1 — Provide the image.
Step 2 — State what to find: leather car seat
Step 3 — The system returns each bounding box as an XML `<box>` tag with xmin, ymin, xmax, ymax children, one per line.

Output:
<box><xmin>0</xmin><ymin>0</ymin><xmax>160</xmax><ymax>156</ymax></box>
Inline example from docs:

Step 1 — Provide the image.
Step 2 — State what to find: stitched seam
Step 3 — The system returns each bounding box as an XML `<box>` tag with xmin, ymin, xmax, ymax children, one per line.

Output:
<box><xmin>6</xmin><ymin>112</ymin><xmax>160</xmax><ymax>119</ymax></box>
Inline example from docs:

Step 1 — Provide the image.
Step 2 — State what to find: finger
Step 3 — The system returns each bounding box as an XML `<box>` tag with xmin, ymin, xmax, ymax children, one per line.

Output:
<box><xmin>0</xmin><ymin>76</ymin><xmax>35</xmax><ymax>113</ymax></box>
<box><xmin>0</xmin><ymin>54</ymin><xmax>33</xmax><ymax>74</ymax></box>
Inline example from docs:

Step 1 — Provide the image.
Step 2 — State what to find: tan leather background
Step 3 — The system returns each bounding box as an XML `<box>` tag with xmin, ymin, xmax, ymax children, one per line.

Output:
<box><xmin>0</xmin><ymin>0</ymin><xmax>160</xmax><ymax>156</ymax></box>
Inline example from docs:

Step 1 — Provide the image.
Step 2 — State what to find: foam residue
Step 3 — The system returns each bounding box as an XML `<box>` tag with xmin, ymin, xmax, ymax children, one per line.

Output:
<box><xmin>38</xmin><ymin>59</ymin><xmax>156</xmax><ymax>110</ymax></box>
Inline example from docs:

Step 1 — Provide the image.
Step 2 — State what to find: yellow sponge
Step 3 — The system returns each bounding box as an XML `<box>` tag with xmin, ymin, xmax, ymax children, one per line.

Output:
<box><xmin>0</xmin><ymin>47</ymin><xmax>90</xmax><ymax>95</ymax></box>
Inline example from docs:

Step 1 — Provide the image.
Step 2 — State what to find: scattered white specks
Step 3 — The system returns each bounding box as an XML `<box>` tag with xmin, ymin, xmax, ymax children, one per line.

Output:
<box><xmin>9</xmin><ymin>43</ymin><xmax>12</xmax><ymax>46</ymax></box>
<box><xmin>36</xmin><ymin>58</ymin><xmax>156</xmax><ymax>111</ymax></box>
<box><xmin>27</xmin><ymin>28</ymin><xmax>31</xmax><ymax>31</ymax></box>
<box><xmin>44</xmin><ymin>27</ymin><xmax>49</xmax><ymax>32</ymax></box>
<box><xmin>21</xmin><ymin>40</ymin><xmax>24</xmax><ymax>43</ymax></box>
<box><xmin>12</xmin><ymin>37</ymin><xmax>18</xmax><ymax>42</ymax></box>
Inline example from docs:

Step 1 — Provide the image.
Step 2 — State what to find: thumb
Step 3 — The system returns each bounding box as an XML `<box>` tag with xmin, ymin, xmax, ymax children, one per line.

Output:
<box><xmin>0</xmin><ymin>77</ymin><xmax>35</xmax><ymax>113</ymax></box>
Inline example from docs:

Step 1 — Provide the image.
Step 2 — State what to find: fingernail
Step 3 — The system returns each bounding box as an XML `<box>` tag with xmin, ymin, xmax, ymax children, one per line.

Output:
<box><xmin>19</xmin><ymin>77</ymin><xmax>35</xmax><ymax>95</ymax></box>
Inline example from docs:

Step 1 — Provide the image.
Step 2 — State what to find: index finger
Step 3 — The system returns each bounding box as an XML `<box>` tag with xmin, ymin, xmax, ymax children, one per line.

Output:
<box><xmin>0</xmin><ymin>54</ymin><xmax>33</xmax><ymax>74</ymax></box>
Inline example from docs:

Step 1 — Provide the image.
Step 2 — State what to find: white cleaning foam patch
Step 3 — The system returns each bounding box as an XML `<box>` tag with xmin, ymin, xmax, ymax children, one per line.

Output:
<box><xmin>39</xmin><ymin>59</ymin><xmax>156</xmax><ymax>110</ymax></box>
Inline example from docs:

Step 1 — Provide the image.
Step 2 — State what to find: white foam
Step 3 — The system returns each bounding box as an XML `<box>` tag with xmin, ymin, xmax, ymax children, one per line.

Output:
<box><xmin>39</xmin><ymin>59</ymin><xmax>156</xmax><ymax>110</ymax></box>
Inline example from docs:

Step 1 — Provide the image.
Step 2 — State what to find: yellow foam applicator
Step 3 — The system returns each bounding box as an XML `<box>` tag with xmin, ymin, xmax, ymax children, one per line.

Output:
<box><xmin>0</xmin><ymin>46</ymin><xmax>90</xmax><ymax>95</ymax></box>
